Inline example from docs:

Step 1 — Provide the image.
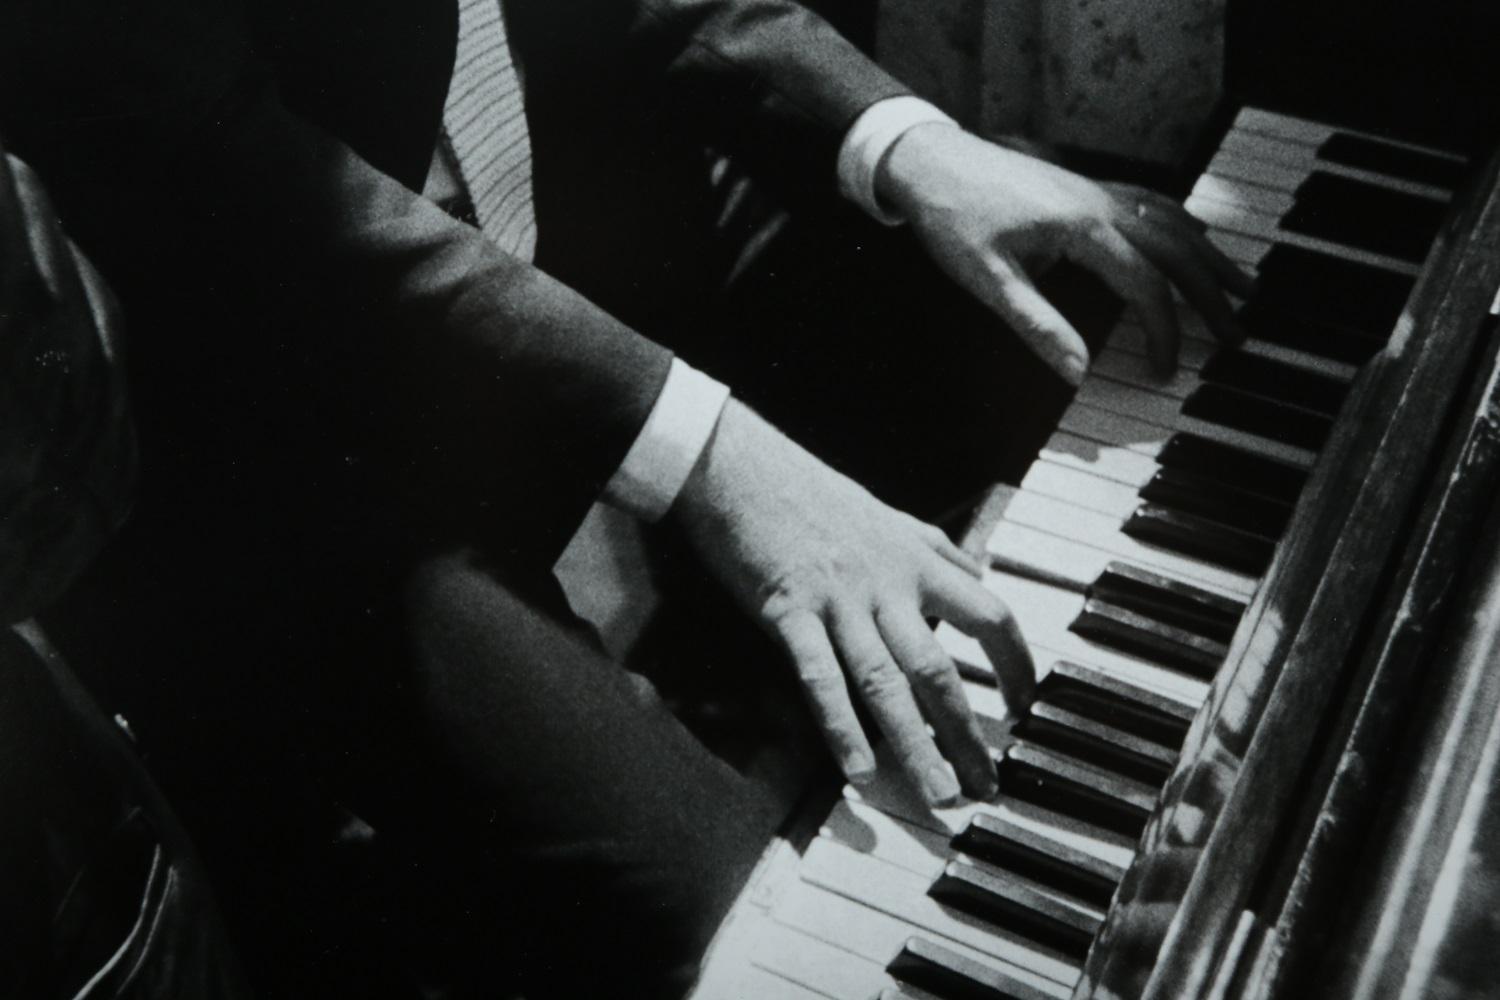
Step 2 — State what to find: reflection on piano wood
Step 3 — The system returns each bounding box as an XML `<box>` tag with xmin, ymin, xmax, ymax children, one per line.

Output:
<box><xmin>691</xmin><ymin>106</ymin><xmax>1500</xmax><ymax>1000</ymax></box>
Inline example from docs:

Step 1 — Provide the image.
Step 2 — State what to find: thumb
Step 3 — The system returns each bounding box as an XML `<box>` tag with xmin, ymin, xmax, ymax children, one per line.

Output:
<box><xmin>976</xmin><ymin>255</ymin><xmax>1090</xmax><ymax>387</ymax></box>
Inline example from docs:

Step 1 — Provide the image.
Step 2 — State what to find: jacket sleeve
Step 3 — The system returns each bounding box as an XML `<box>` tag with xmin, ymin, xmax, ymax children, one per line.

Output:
<box><xmin>505</xmin><ymin>0</ymin><xmax>914</xmax><ymax>203</ymax></box>
<box><xmin>0</xmin><ymin>0</ymin><xmax>674</xmax><ymax>564</ymax></box>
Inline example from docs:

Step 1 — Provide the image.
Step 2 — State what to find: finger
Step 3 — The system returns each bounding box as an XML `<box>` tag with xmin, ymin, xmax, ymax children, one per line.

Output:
<box><xmin>769</xmin><ymin>609</ymin><xmax>876</xmax><ymax>783</ymax></box>
<box><xmin>922</xmin><ymin>562</ymin><xmax>1036</xmax><ymax>715</ymax></box>
<box><xmin>876</xmin><ymin>601</ymin><xmax>997</xmax><ymax>799</ymax></box>
<box><xmin>1130</xmin><ymin>193</ymin><xmax>1257</xmax><ymax>300</ymax></box>
<box><xmin>915</xmin><ymin>518</ymin><xmax>983</xmax><ymax>579</ymax></box>
<box><xmin>0</xmin><ymin>153</ymin><xmax>34</xmax><ymax>291</ymax></box>
<box><xmin>827</xmin><ymin>601</ymin><xmax>961</xmax><ymax>807</ymax></box>
<box><xmin>9</xmin><ymin>154</ymin><xmax>89</xmax><ymax>309</ymax></box>
<box><xmin>976</xmin><ymin>255</ymin><xmax>1091</xmax><ymax>387</ymax></box>
<box><xmin>1066</xmin><ymin>222</ymin><xmax>1180</xmax><ymax>375</ymax></box>
<box><xmin>1117</xmin><ymin>212</ymin><xmax>1243</xmax><ymax>347</ymax></box>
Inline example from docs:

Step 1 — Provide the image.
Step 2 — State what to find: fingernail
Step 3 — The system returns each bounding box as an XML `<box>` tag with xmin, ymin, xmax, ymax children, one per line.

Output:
<box><xmin>1062</xmin><ymin>353</ymin><xmax>1087</xmax><ymax>388</ymax></box>
<box><xmin>970</xmin><ymin>764</ymin><xmax>1000</xmax><ymax>802</ymax></box>
<box><xmin>924</xmin><ymin>763</ymin><xmax>963</xmax><ymax>808</ymax></box>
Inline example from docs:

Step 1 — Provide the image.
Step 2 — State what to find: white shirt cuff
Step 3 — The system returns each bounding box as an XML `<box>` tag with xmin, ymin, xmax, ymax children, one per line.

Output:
<box><xmin>837</xmin><ymin>96</ymin><xmax>958</xmax><ymax>226</ymax></box>
<box><xmin>603</xmin><ymin>358</ymin><xmax>730</xmax><ymax>522</ymax></box>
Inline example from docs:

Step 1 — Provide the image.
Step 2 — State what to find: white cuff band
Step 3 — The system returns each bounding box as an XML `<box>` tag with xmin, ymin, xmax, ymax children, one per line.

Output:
<box><xmin>603</xmin><ymin>359</ymin><xmax>730</xmax><ymax>522</ymax></box>
<box><xmin>837</xmin><ymin>96</ymin><xmax>958</xmax><ymax>226</ymax></box>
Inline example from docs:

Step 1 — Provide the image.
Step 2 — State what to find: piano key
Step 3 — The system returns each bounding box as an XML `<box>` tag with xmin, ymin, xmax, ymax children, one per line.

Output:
<box><xmin>1215</xmin><ymin>130</ymin><xmax>1453</xmax><ymax>201</ymax></box>
<box><xmin>1231</xmin><ymin>108</ymin><xmax>1466</xmax><ymax>167</ymax></box>
<box><xmin>1251</xmin><ymin>243</ymin><xmax>1414</xmax><ymax>333</ymax></box>
<box><xmin>941</xmin><ymin>593</ymin><xmax>1210</xmax><ymax>713</ymax></box>
<box><xmin>1108</xmin><ymin>325</ymin><xmax>1218</xmax><ymax>372</ymax></box>
<box><xmin>1037</xmin><ymin>660</ymin><xmax>1196</xmax><ymax>750</ymax></box>
<box><xmin>1207</xmin><ymin>228</ymin><xmax>1273</xmax><ymax>268</ymax></box>
<box><xmin>747</xmin><ymin>915</ymin><xmax>892</xmax><ymax>1000</ymax></box>
<box><xmin>1316</xmin><ymin>131</ymin><xmax>1468</xmax><ymax>189</ymax></box>
<box><xmin>952</xmin><ymin>813</ymin><xmax>1125</xmax><ymax>909</ymax></box>
<box><xmin>1088</xmin><ymin>560</ymin><xmax>1246</xmax><ymax>646</ymax></box>
<box><xmin>888</xmin><ymin>936</ymin><xmax>1062</xmax><ymax>1000</ymax></box>
<box><xmin>1021</xmin><ymin>461</ymin><xmax>1141</xmax><ymax>520</ymax></box>
<box><xmin>796</xmin><ymin>837</ymin><xmax>1083</xmax><ymax>986</ymax></box>
<box><xmin>1122</xmin><ymin>503</ymin><xmax>1276</xmax><ymax>576</ymax></box>
<box><xmin>989</xmin><ymin>491</ymin><xmax>1262</xmax><ymax>596</ymax></box>
<box><xmin>929</xmin><ymin>861</ymin><xmax>1102</xmax><ymax>961</ymax></box>
<box><xmin>1280</xmin><ymin>172</ymin><xmax>1446</xmax><ymax>263</ymax></box>
<box><xmin>1000</xmin><ymin>743</ymin><xmax>1157</xmax><ymax>837</ymax></box>
<box><xmin>1237</xmin><ymin>305</ymin><xmax>1385</xmax><ymax>366</ymax></box>
<box><xmin>1197</xmin><ymin>349</ymin><xmax>1349</xmax><ymax>417</ymax></box>
<box><xmin>1017</xmin><ymin>700</ymin><xmax>1178</xmax><ymax>784</ymax></box>
<box><xmin>1180</xmin><ymin>383</ymin><xmax>1332</xmax><ymax>452</ymax></box>
<box><xmin>1090</xmin><ymin>347</ymin><xmax>1198</xmax><ymax>399</ymax></box>
<box><xmin>1068</xmin><ymin>596</ymin><xmax>1227</xmax><ymax>680</ymax></box>
<box><xmin>844</xmin><ymin>761</ymin><xmax>1139</xmax><ymax>868</ymax></box>
<box><xmin>823</xmin><ymin>797</ymin><xmax>966</xmax><ymax>880</ymax></box>
<box><xmin>1138</xmin><ymin>465</ymin><xmax>1294</xmax><ymax>540</ymax></box>
<box><xmin>1190</xmin><ymin>171</ymin><xmax>1296</xmax><ymax>218</ymax></box>
<box><xmin>1038</xmin><ymin>430</ymin><xmax>1163</xmax><ymax>487</ymax></box>
<box><xmin>1196</xmin><ymin>162</ymin><xmax>1423</xmax><ymax>276</ymax></box>
<box><xmin>1156</xmin><ymin>433</ymin><xmax>1308</xmax><ymax>505</ymax></box>
<box><xmin>1074</xmin><ymin>377</ymin><xmax>1318</xmax><ymax>467</ymax></box>
<box><xmin>878</xmin><ymin>986</ymin><xmax>949</xmax><ymax>1000</ymax></box>
<box><xmin>698</xmin><ymin>954</ymin><xmax>832</xmax><ymax>1000</ymax></box>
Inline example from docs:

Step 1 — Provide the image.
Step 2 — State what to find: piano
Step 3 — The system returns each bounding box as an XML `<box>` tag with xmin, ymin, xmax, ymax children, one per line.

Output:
<box><xmin>688</xmin><ymin>98</ymin><xmax>1500</xmax><ymax>1000</ymax></box>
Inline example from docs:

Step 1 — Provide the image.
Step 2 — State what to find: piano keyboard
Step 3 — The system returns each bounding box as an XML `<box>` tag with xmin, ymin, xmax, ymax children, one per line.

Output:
<box><xmin>690</xmin><ymin>107</ymin><xmax>1469</xmax><ymax>1000</ymax></box>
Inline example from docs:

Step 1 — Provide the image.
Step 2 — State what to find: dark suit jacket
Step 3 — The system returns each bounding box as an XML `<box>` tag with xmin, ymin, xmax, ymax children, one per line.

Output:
<box><xmin>0</xmin><ymin>0</ymin><xmax>907</xmax><ymax>564</ymax></box>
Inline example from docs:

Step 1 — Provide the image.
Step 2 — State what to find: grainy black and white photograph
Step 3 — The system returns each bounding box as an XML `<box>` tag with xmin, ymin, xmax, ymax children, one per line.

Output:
<box><xmin>4</xmin><ymin>0</ymin><xmax>1500</xmax><ymax>997</ymax></box>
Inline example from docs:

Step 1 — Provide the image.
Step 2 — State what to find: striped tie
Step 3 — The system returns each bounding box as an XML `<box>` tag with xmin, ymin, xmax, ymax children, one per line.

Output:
<box><xmin>442</xmin><ymin>0</ymin><xmax>537</xmax><ymax>258</ymax></box>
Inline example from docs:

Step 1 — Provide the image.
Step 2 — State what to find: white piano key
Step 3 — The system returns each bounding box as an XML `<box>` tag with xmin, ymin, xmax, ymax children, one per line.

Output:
<box><xmin>1192</xmin><ymin>179</ymin><xmax>1424</xmax><ymax>278</ymax></box>
<box><xmin>695</xmin><ymin>938</ymin><xmax>832</xmax><ymax>1000</ymax></box>
<box><xmin>794</xmin><ymin>837</ymin><xmax>1084</xmax><ymax>989</ymax></box>
<box><xmin>1057</xmin><ymin>401</ymin><xmax>1171</xmax><ymax>458</ymax></box>
<box><xmin>1216</xmin><ymin>130</ymin><xmax>1452</xmax><ymax>201</ymax></box>
<box><xmin>1232</xmin><ymin>107</ymin><xmax>1466</xmax><ymax>163</ymax></box>
<box><xmin>1039</xmin><ymin>430</ymin><xmax>1163</xmax><ymax>487</ymax></box>
<box><xmin>748</xmin><ymin>918</ymin><xmax>888</xmax><ymax>1000</ymax></box>
<box><xmin>987</xmin><ymin>497</ymin><xmax>1260</xmax><ymax>598</ymax></box>
<box><xmin>1021</xmin><ymin>460</ymin><xmax>1142</xmax><ymax>520</ymax></box>
<box><xmin>1109</xmin><ymin>324</ymin><xmax>1217</xmax><ymax>371</ymax></box>
<box><xmin>774</xmin><ymin>878</ymin><xmax>1079</xmax><ymax>999</ymax></box>
<box><xmin>1190</xmin><ymin>171</ymin><xmax>1297</xmax><ymax>217</ymax></box>
<box><xmin>822</xmin><ymin>797</ymin><xmax>956</xmax><ymax>880</ymax></box>
<box><xmin>972</xmin><ymin>571</ymin><xmax>1216</xmax><ymax>703</ymax></box>
<box><xmin>1206</xmin><ymin>228</ymin><xmax>1272</xmax><ymax>267</ymax></box>
<box><xmin>845</xmin><ymin>761</ymin><xmax>1139</xmax><ymax>867</ymax></box>
<box><xmin>1075</xmin><ymin>376</ymin><xmax>1318</xmax><ymax>469</ymax></box>
<box><xmin>1090</xmin><ymin>348</ymin><xmax>1197</xmax><ymax>400</ymax></box>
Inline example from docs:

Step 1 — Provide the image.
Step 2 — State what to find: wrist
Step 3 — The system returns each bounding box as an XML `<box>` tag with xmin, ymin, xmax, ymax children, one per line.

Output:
<box><xmin>874</xmin><ymin>120</ymin><xmax>963</xmax><ymax>222</ymax></box>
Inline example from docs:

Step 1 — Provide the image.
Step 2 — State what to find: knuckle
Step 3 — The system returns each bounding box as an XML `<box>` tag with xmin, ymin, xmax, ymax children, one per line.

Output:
<box><xmin>905</xmin><ymin>649</ymin><xmax>955</xmax><ymax>687</ymax></box>
<box><xmin>852</xmin><ymin>658</ymin><xmax>907</xmax><ymax>704</ymax></box>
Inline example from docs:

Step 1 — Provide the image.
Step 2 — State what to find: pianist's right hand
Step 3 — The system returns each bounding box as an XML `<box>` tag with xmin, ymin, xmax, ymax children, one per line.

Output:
<box><xmin>672</xmin><ymin>399</ymin><xmax>1035</xmax><ymax>808</ymax></box>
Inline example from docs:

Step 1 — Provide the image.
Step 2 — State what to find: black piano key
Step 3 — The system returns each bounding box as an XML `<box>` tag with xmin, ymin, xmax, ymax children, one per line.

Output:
<box><xmin>1138</xmin><ymin>466</ymin><xmax>1294</xmax><ymax>540</ymax></box>
<box><xmin>1157</xmin><ymin>433</ymin><xmax>1308</xmax><ymax>506</ymax></box>
<box><xmin>888</xmin><ymin>937</ymin><xmax>1058</xmax><ymax>1000</ymax></box>
<box><xmin>1018</xmin><ymin>700</ymin><xmax>1179</xmax><ymax>783</ymax></box>
<box><xmin>1317</xmin><ymin>132</ymin><xmax>1467</xmax><ymax>190</ymax></box>
<box><xmin>1124</xmin><ymin>503</ymin><xmax>1276</xmax><ymax>576</ymax></box>
<box><xmin>1089</xmin><ymin>561</ymin><xmax>1246</xmax><ymax>645</ymax></box>
<box><xmin>1281</xmin><ymin>172</ymin><xmax>1445</xmax><ymax>264</ymax></box>
<box><xmin>1040</xmin><ymin>661</ymin><xmax>1196</xmax><ymax>750</ymax></box>
<box><xmin>929</xmin><ymin>861</ymin><xmax>1102</xmax><ymax>961</ymax></box>
<box><xmin>1251</xmin><ymin>244</ymin><xmax>1414</xmax><ymax>335</ymax></box>
<box><xmin>953</xmin><ymin>814</ymin><xmax>1125</xmax><ymax>910</ymax></box>
<box><xmin>1238</xmin><ymin>302</ymin><xmax>1386</xmax><ymax>366</ymax></box>
<box><xmin>1068</xmin><ymin>597</ymin><xmax>1226</xmax><ymax>681</ymax></box>
<box><xmin>1198</xmin><ymin>350</ymin><xmax>1350</xmax><ymax>417</ymax></box>
<box><xmin>1181</xmin><ymin>383</ymin><xmax>1333</xmax><ymax>452</ymax></box>
<box><xmin>1000</xmin><ymin>743</ymin><xmax>1157</xmax><ymax>837</ymax></box>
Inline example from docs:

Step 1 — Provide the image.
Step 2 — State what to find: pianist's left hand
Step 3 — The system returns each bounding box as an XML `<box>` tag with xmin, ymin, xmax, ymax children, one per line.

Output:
<box><xmin>875</xmin><ymin>123</ymin><xmax>1255</xmax><ymax>387</ymax></box>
